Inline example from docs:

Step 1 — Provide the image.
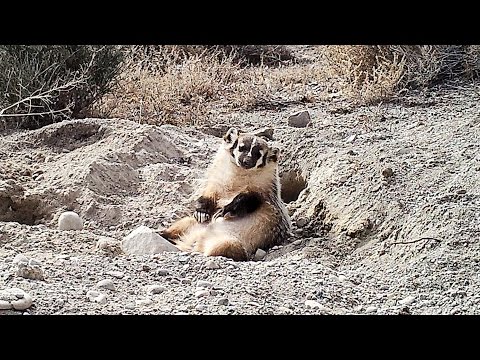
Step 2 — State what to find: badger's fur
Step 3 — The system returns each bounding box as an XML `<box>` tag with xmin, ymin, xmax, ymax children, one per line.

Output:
<box><xmin>160</xmin><ymin>127</ymin><xmax>291</xmax><ymax>261</ymax></box>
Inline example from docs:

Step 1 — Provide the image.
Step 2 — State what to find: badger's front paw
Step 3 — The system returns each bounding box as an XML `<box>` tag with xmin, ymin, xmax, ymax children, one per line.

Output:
<box><xmin>194</xmin><ymin>196</ymin><xmax>216</xmax><ymax>223</ymax></box>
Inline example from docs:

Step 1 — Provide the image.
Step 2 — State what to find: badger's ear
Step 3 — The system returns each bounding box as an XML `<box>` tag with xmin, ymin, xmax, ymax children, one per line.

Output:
<box><xmin>268</xmin><ymin>146</ymin><xmax>280</xmax><ymax>162</ymax></box>
<box><xmin>223</xmin><ymin>127</ymin><xmax>239</xmax><ymax>145</ymax></box>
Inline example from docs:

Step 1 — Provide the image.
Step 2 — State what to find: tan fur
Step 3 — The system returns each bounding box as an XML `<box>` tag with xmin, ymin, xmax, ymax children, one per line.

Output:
<box><xmin>162</xmin><ymin>129</ymin><xmax>291</xmax><ymax>261</ymax></box>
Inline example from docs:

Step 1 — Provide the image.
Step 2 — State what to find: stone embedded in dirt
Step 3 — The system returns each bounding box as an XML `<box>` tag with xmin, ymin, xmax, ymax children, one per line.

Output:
<box><xmin>195</xmin><ymin>304</ymin><xmax>207</xmax><ymax>311</ymax></box>
<box><xmin>16</xmin><ymin>262</ymin><xmax>45</xmax><ymax>281</ymax></box>
<box><xmin>28</xmin><ymin>258</ymin><xmax>42</xmax><ymax>267</ymax></box>
<box><xmin>346</xmin><ymin>134</ymin><xmax>357</xmax><ymax>143</ymax></box>
<box><xmin>146</xmin><ymin>285</ymin><xmax>166</xmax><ymax>295</ymax></box>
<box><xmin>13</xmin><ymin>254</ymin><xmax>29</xmax><ymax>265</ymax></box>
<box><xmin>121</xmin><ymin>225</ymin><xmax>180</xmax><ymax>255</ymax></box>
<box><xmin>58</xmin><ymin>211</ymin><xmax>84</xmax><ymax>230</ymax></box>
<box><xmin>288</xmin><ymin>110</ymin><xmax>311</xmax><ymax>128</ymax></box>
<box><xmin>338</xmin><ymin>275</ymin><xmax>347</xmax><ymax>282</ymax></box>
<box><xmin>365</xmin><ymin>306</ymin><xmax>377</xmax><ymax>314</ymax></box>
<box><xmin>195</xmin><ymin>290</ymin><xmax>211</xmax><ymax>298</ymax></box>
<box><xmin>217</xmin><ymin>298</ymin><xmax>229</xmax><ymax>306</ymax></box>
<box><xmin>254</xmin><ymin>249</ymin><xmax>267</xmax><ymax>261</ymax></box>
<box><xmin>205</xmin><ymin>260</ymin><xmax>220</xmax><ymax>270</ymax></box>
<box><xmin>304</xmin><ymin>300</ymin><xmax>324</xmax><ymax>309</ymax></box>
<box><xmin>399</xmin><ymin>295</ymin><xmax>415</xmax><ymax>305</ymax></box>
<box><xmin>157</xmin><ymin>269</ymin><xmax>170</xmax><ymax>276</ymax></box>
<box><xmin>86</xmin><ymin>290</ymin><xmax>107</xmax><ymax>304</ymax></box>
<box><xmin>0</xmin><ymin>288</ymin><xmax>33</xmax><ymax>311</ymax></box>
<box><xmin>382</xmin><ymin>167</ymin><xmax>394</xmax><ymax>178</ymax></box>
<box><xmin>197</xmin><ymin>280</ymin><xmax>213</xmax><ymax>289</ymax></box>
<box><xmin>136</xmin><ymin>298</ymin><xmax>153</xmax><ymax>307</ymax></box>
<box><xmin>97</xmin><ymin>279</ymin><xmax>116</xmax><ymax>291</ymax></box>
<box><xmin>96</xmin><ymin>237</ymin><xmax>123</xmax><ymax>256</ymax></box>
<box><xmin>106</xmin><ymin>271</ymin><xmax>125</xmax><ymax>279</ymax></box>
<box><xmin>296</xmin><ymin>217</ymin><xmax>307</xmax><ymax>227</ymax></box>
<box><xmin>278</xmin><ymin>306</ymin><xmax>293</xmax><ymax>314</ymax></box>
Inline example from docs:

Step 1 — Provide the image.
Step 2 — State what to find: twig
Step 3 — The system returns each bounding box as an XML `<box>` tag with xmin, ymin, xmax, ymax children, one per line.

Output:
<box><xmin>389</xmin><ymin>237</ymin><xmax>442</xmax><ymax>246</ymax></box>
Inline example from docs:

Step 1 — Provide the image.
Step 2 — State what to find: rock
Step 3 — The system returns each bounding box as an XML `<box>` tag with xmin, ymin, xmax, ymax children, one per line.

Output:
<box><xmin>399</xmin><ymin>295</ymin><xmax>415</xmax><ymax>305</ymax></box>
<box><xmin>146</xmin><ymin>285</ymin><xmax>166</xmax><ymax>295</ymax></box>
<box><xmin>157</xmin><ymin>269</ymin><xmax>170</xmax><ymax>276</ymax></box>
<box><xmin>16</xmin><ymin>262</ymin><xmax>45</xmax><ymax>281</ymax></box>
<box><xmin>382</xmin><ymin>167</ymin><xmax>394</xmax><ymax>178</ymax></box>
<box><xmin>338</xmin><ymin>275</ymin><xmax>346</xmax><ymax>282</ymax></box>
<box><xmin>121</xmin><ymin>226</ymin><xmax>180</xmax><ymax>255</ymax></box>
<box><xmin>97</xmin><ymin>279</ymin><xmax>116</xmax><ymax>291</ymax></box>
<box><xmin>365</xmin><ymin>306</ymin><xmax>377</xmax><ymax>314</ymax></box>
<box><xmin>197</xmin><ymin>280</ymin><xmax>213</xmax><ymax>289</ymax></box>
<box><xmin>58</xmin><ymin>211</ymin><xmax>84</xmax><ymax>230</ymax></box>
<box><xmin>136</xmin><ymin>298</ymin><xmax>153</xmax><ymax>306</ymax></box>
<box><xmin>195</xmin><ymin>304</ymin><xmax>207</xmax><ymax>312</ymax></box>
<box><xmin>86</xmin><ymin>290</ymin><xmax>107</xmax><ymax>304</ymax></box>
<box><xmin>278</xmin><ymin>306</ymin><xmax>293</xmax><ymax>314</ymax></box>
<box><xmin>106</xmin><ymin>271</ymin><xmax>125</xmax><ymax>279</ymax></box>
<box><xmin>96</xmin><ymin>237</ymin><xmax>123</xmax><ymax>256</ymax></box>
<box><xmin>28</xmin><ymin>258</ymin><xmax>42</xmax><ymax>267</ymax></box>
<box><xmin>254</xmin><ymin>249</ymin><xmax>266</xmax><ymax>261</ymax></box>
<box><xmin>288</xmin><ymin>110</ymin><xmax>311</xmax><ymax>128</ymax></box>
<box><xmin>195</xmin><ymin>290</ymin><xmax>211</xmax><ymax>298</ymax></box>
<box><xmin>0</xmin><ymin>300</ymin><xmax>12</xmax><ymax>310</ymax></box>
<box><xmin>205</xmin><ymin>259</ymin><xmax>220</xmax><ymax>270</ymax></box>
<box><xmin>296</xmin><ymin>218</ymin><xmax>307</xmax><ymax>227</ymax></box>
<box><xmin>125</xmin><ymin>303</ymin><xmax>136</xmax><ymax>310</ymax></box>
<box><xmin>13</xmin><ymin>254</ymin><xmax>29</xmax><ymax>265</ymax></box>
<box><xmin>12</xmin><ymin>293</ymin><xmax>33</xmax><ymax>310</ymax></box>
<box><xmin>0</xmin><ymin>288</ymin><xmax>33</xmax><ymax>311</ymax></box>
<box><xmin>217</xmin><ymin>298</ymin><xmax>229</xmax><ymax>306</ymax></box>
<box><xmin>346</xmin><ymin>134</ymin><xmax>357</xmax><ymax>143</ymax></box>
<box><xmin>305</xmin><ymin>300</ymin><xmax>324</xmax><ymax>310</ymax></box>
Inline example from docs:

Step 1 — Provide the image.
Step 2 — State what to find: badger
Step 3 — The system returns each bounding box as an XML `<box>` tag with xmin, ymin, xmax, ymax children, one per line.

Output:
<box><xmin>160</xmin><ymin>127</ymin><xmax>291</xmax><ymax>261</ymax></box>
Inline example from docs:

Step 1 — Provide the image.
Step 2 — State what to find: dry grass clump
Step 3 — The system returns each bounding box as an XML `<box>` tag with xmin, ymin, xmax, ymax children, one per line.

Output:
<box><xmin>89</xmin><ymin>46</ymin><xmax>324</xmax><ymax>126</ymax></box>
<box><xmin>0</xmin><ymin>45</ymin><xmax>123</xmax><ymax>130</ymax></box>
<box><xmin>321</xmin><ymin>45</ymin><xmax>480</xmax><ymax>104</ymax></box>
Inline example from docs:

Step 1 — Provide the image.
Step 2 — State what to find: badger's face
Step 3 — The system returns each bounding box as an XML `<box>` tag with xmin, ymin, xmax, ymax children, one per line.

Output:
<box><xmin>223</xmin><ymin>127</ymin><xmax>279</xmax><ymax>170</ymax></box>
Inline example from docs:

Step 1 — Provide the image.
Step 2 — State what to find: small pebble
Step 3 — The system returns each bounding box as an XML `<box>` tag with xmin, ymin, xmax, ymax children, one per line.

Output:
<box><xmin>13</xmin><ymin>254</ymin><xmax>29</xmax><ymax>265</ymax></box>
<box><xmin>197</xmin><ymin>280</ymin><xmax>213</xmax><ymax>289</ymax></box>
<box><xmin>382</xmin><ymin>168</ymin><xmax>394</xmax><ymax>178</ymax></box>
<box><xmin>195</xmin><ymin>290</ymin><xmax>211</xmax><ymax>298</ymax></box>
<box><xmin>136</xmin><ymin>298</ymin><xmax>153</xmax><ymax>306</ymax></box>
<box><xmin>146</xmin><ymin>285</ymin><xmax>166</xmax><ymax>295</ymax></box>
<box><xmin>254</xmin><ymin>249</ymin><xmax>267</xmax><ymax>261</ymax></box>
<box><xmin>106</xmin><ymin>271</ymin><xmax>125</xmax><ymax>279</ymax></box>
<box><xmin>157</xmin><ymin>269</ymin><xmax>170</xmax><ymax>276</ymax></box>
<box><xmin>278</xmin><ymin>306</ymin><xmax>293</xmax><ymax>314</ymax></box>
<box><xmin>205</xmin><ymin>260</ymin><xmax>220</xmax><ymax>269</ymax></box>
<box><xmin>338</xmin><ymin>275</ymin><xmax>346</xmax><ymax>282</ymax></box>
<box><xmin>195</xmin><ymin>304</ymin><xmax>207</xmax><ymax>312</ymax></box>
<box><xmin>58</xmin><ymin>211</ymin><xmax>84</xmax><ymax>231</ymax></box>
<box><xmin>97</xmin><ymin>279</ymin><xmax>116</xmax><ymax>291</ymax></box>
<box><xmin>217</xmin><ymin>298</ymin><xmax>229</xmax><ymax>306</ymax></box>
<box><xmin>365</xmin><ymin>306</ymin><xmax>377</xmax><ymax>314</ymax></box>
<box><xmin>399</xmin><ymin>295</ymin><xmax>415</xmax><ymax>305</ymax></box>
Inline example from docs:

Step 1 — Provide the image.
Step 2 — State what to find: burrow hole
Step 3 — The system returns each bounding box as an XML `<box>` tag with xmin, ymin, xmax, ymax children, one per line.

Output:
<box><xmin>0</xmin><ymin>196</ymin><xmax>48</xmax><ymax>225</ymax></box>
<box><xmin>280</xmin><ymin>170</ymin><xmax>307</xmax><ymax>203</ymax></box>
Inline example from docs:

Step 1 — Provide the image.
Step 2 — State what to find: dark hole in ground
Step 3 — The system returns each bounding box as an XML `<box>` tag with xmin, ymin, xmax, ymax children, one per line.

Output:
<box><xmin>280</xmin><ymin>170</ymin><xmax>307</xmax><ymax>203</ymax></box>
<box><xmin>0</xmin><ymin>195</ymin><xmax>46</xmax><ymax>225</ymax></box>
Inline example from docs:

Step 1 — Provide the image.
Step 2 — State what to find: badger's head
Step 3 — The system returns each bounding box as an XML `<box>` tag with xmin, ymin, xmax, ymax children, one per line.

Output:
<box><xmin>223</xmin><ymin>127</ymin><xmax>279</xmax><ymax>170</ymax></box>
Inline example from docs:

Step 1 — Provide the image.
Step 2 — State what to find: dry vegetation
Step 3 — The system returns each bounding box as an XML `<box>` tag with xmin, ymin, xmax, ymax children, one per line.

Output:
<box><xmin>2</xmin><ymin>45</ymin><xmax>479</xmax><ymax>129</ymax></box>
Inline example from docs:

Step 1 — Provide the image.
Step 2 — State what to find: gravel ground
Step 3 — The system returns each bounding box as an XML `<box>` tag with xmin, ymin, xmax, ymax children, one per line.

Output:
<box><xmin>1</xmin><ymin>82</ymin><xmax>479</xmax><ymax>315</ymax></box>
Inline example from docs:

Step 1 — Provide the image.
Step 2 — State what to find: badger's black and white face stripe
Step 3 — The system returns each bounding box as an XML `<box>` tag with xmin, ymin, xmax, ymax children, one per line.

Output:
<box><xmin>223</xmin><ymin>127</ymin><xmax>279</xmax><ymax>170</ymax></box>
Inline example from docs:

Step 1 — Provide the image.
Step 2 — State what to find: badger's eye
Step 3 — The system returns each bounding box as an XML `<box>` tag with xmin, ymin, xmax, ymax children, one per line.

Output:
<box><xmin>238</xmin><ymin>145</ymin><xmax>247</xmax><ymax>152</ymax></box>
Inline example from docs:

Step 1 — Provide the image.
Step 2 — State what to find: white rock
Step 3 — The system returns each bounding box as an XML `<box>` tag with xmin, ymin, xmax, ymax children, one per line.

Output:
<box><xmin>125</xmin><ymin>303</ymin><xmax>136</xmax><ymax>310</ymax></box>
<box><xmin>288</xmin><ymin>110</ymin><xmax>311</xmax><ymax>128</ymax></box>
<box><xmin>0</xmin><ymin>300</ymin><xmax>13</xmax><ymax>310</ymax></box>
<box><xmin>197</xmin><ymin>280</ymin><xmax>213</xmax><ymax>289</ymax></box>
<box><xmin>96</xmin><ymin>237</ymin><xmax>123</xmax><ymax>256</ymax></box>
<box><xmin>205</xmin><ymin>260</ymin><xmax>220</xmax><ymax>269</ymax></box>
<box><xmin>12</xmin><ymin>293</ymin><xmax>33</xmax><ymax>310</ymax></box>
<box><xmin>121</xmin><ymin>226</ymin><xmax>180</xmax><ymax>255</ymax></box>
<box><xmin>13</xmin><ymin>254</ymin><xmax>29</xmax><ymax>265</ymax></box>
<box><xmin>278</xmin><ymin>306</ymin><xmax>293</xmax><ymax>314</ymax></box>
<box><xmin>365</xmin><ymin>306</ymin><xmax>377</xmax><ymax>314</ymax></box>
<box><xmin>106</xmin><ymin>271</ymin><xmax>125</xmax><ymax>279</ymax></box>
<box><xmin>28</xmin><ymin>258</ymin><xmax>42</xmax><ymax>267</ymax></box>
<box><xmin>399</xmin><ymin>295</ymin><xmax>415</xmax><ymax>305</ymax></box>
<box><xmin>346</xmin><ymin>134</ymin><xmax>357</xmax><ymax>143</ymax></box>
<box><xmin>95</xmin><ymin>294</ymin><xmax>107</xmax><ymax>305</ymax></box>
<box><xmin>97</xmin><ymin>279</ymin><xmax>116</xmax><ymax>291</ymax></box>
<box><xmin>136</xmin><ymin>298</ymin><xmax>153</xmax><ymax>306</ymax></box>
<box><xmin>146</xmin><ymin>285</ymin><xmax>166</xmax><ymax>295</ymax></box>
<box><xmin>305</xmin><ymin>300</ymin><xmax>324</xmax><ymax>309</ymax></box>
<box><xmin>195</xmin><ymin>304</ymin><xmax>207</xmax><ymax>311</ymax></box>
<box><xmin>338</xmin><ymin>275</ymin><xmax>347</xmax><ymax>282</ymax></box>
<box><xmin>195</xmin><ymin>290</ymin><xmax>211</xmax><ymax>298</ymax></box>
<box><xmin>254</xmin><ymin>249</ymin><xmax>266</xmax><ymax>261</ymax></box>
<box><xmin>58</xmin><ymin>211</ymin><xmax>84</xmax><ymax>230</ymax></box>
